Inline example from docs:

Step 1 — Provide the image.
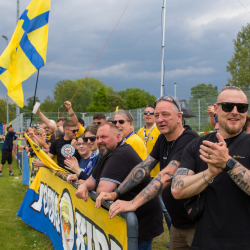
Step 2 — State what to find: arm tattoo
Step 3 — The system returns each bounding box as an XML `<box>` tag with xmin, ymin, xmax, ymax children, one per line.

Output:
<box><xmin>69</xmin><ymin>113</ymin><xmax>75</xmax><ymax>117</ymax></box>
<box><xmin>117</xmin><ymin>156</ymin><xmax>158</xmax><ymax>195</ymax></box>
<box><xmin>171</xmin><ymin>168</ymin><xmax>190</xmax><ymax>190</ymax></box>
<box><xmin>228</xmin><ymin>162</ymin><xmax>250</xmax><ymax>196</ymax></box>
<box><xmin>138</xmin><ymin>173</ymin><xmax>163</xmax><ymax>203</ymax></box>
<box><xmin>165</xmin><ymin>174</ymin><xmax>173</xmax><ymax>183</ymax></box>
<box><xmin>169</xmin><ymin>160</ymin><xmax>178</xmax><ymax>168</ymax></box>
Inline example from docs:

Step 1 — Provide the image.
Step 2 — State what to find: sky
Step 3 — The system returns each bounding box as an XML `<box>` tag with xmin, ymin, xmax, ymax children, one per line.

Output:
<box><xmin>0</xmin><ymin>0</ymin><xmax>250</xmax><ymax>105</ymax></box>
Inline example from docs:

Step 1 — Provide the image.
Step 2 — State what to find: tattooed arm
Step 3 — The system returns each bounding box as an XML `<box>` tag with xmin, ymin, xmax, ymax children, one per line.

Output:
<box><xmin>95</xmin><ymin>155</ymin><xmax>158</xmax><ymax>208</ymax></box>
<box><xmin>228</xmin><ymin>161</ymin><xmax>250</xmax><ymax>196</ymax></box>
<box><xmin>106</xmin><ymin>160</ymin><xmax>181</xmax><ymax>217</ymax></box>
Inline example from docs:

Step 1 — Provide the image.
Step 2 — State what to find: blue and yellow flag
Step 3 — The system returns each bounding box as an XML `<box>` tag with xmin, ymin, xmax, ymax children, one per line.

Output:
<box><xmin>0</xmin><ymin>0</ymin><xmax>50</xmax><ymax>107</ymax></box>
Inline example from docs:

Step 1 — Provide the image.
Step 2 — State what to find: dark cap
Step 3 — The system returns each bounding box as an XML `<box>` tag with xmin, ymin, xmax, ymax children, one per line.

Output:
<box><xmin>7</xmin><ymin>125</ymin><xmax>12</xmax><ymax>130</ymax></box>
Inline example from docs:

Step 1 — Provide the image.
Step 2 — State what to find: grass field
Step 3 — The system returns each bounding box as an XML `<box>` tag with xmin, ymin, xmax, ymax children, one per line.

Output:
<box><xmin>0</xmin><ymin>152</ymin><xmax>169</xmax><ymax>249</ymax></box>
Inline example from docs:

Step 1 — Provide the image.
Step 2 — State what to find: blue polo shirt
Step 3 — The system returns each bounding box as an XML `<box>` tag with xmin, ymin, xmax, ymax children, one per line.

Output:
<box><xmin>2</xmin><ymin>131</ymin><xmax>17</xmax><ymax>151</ymax></box>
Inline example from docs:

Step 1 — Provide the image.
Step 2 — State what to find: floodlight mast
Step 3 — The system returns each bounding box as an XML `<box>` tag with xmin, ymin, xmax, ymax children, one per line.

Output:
<box><xmin>160</xmin><ymin>0</ymin><xmax>166</xmax><ymax>97</ymax></box>
<box><xmin>16</xmin><ymin>0</ymin><xmax>20</xmax><ymax>116</ymax></box>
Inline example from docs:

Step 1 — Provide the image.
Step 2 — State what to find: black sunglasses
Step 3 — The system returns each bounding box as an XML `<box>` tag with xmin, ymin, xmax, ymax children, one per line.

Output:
<box><xmin>217</xmin><ymin>102</ymin><xmax>248</xmax><ymax>113</ymax></box>
<box><xmin>93</xmin><ymin>122</ymin><xmax>101</xmax><ymax>125</ymax></box>
<box><xmin>68</xmin><ymin>129</ymin><xmax>79</xmax><ymax>133</ymax></box>
<box><xmin>144</xmin><ymin>111</ymin><xmax>154</xmax><ymax>115</ymax></box>
<box><xmin>83</xmin><ymin>136</ymin><xmax>96</xmax><ymax>143</ymax></box>
<box><xmin>112</xmin><ymin>120</ymin><xmax>127</xmax><ymax>125</ymax></box>
<box><xmin>154</xmin><ymin>95</ymin><xmax>181</xmax><ymax>112</ymax></box>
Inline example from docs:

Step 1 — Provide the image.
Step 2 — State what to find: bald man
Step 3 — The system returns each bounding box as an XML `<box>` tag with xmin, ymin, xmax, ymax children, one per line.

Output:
<box><xmin>75</xmin><ymin>123</ymin><xmax>163</xmax><ymax>250</ymax></box>
<box><xmin>172</xmin><ymin>86</ymin><xmax>250</xmax><ymax>249</ymax></box>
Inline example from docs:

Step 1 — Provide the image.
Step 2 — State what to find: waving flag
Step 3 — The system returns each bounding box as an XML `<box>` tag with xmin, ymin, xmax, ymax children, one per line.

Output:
<box><xmin>0</xmin><ymin>0</ymin><xmax>50</xmax><ymax>107</ymax></box>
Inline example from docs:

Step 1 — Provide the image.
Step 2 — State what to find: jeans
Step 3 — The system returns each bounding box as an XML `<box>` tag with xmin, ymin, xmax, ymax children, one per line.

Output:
<box><xmin>159</xmin><ymin>193</ymin><xmax>172</xmax><ymax>231</ymax></box>
<box><xmin>138</xmin><ymin>238</ymin><xmax>153</xmax><ymax>250</ymax></box>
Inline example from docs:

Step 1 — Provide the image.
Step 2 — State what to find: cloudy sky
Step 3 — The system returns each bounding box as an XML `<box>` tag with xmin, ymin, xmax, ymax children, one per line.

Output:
<box><xmin>0</xmin><ymin>0</ymin><xmax>250</xmax><ymax>105</ymax></box>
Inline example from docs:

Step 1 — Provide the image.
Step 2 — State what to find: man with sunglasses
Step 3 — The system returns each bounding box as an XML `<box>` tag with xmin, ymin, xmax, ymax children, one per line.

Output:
<box><xmin>93</xmin><ymin>113</ymin><xmax>106</xmax><ymax>125</ymax></box>
<box><xmin>34</xmin><ymin>120</ymin><xmax>81</xmax><ymax>173</ymax></box>
<box><xmin>138</xmin><ymin>105</ymin><xmax>161</xmax><ymax>177</ymax></box>
<box><xmin>172</xmin><ymin>86</ymin><xmax>250</xmax><ymax>250</ymax></box>
<box><xmin>97</xmin><ymin>96</ymin><xmax>199</xmax><ymax>250</ymax></box>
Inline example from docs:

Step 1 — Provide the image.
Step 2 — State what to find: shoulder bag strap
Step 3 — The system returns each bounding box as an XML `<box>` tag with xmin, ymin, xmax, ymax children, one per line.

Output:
<box><xmin>228</xmin><ymin>131</ymin><xmax>247</xmax><ymax>152</ymax></box>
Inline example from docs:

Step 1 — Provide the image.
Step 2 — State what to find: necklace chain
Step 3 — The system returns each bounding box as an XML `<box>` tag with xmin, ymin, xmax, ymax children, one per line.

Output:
<box><xmin>166</xmin><ymin>128</ymin><xmax>184</xmax><ymax>159</ymax></box>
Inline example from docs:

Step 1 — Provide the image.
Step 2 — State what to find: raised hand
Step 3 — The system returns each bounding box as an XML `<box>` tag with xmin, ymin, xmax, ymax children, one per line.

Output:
<box><xmin>64</xmin><ymin>101</ymin><xmax>72</xmax><ymax>110</ymax></box>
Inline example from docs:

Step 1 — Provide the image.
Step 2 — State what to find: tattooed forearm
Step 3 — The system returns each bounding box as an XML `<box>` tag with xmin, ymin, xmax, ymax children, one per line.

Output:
<box><xmin>171</xmin><ymin>168</ymin><xmax>190</xmax><ymax>189</ymax></box>
<box><xmin>117</xmin><ymin>156</ymin><xmax>158</xmax><ymax>196</ymax></box>
<box><xmin>165</xmin><ymin>174</ymin><xmax>174</xmax><ymax>183</ymax></box>
<box><xmin>170</xmin><ymin>160</ymin><xmax>178</xmax><ymax>168</ymax></box>
<box><xmin>228</xmin><ymin>163</ymin><xmax>250</xmax><ymax>196</ymax></box>
<box><xmin>138</xmin><ymin>173</ymin><xmax>163</xmax><ymax>203</ymax></box>
<box><xmin>69</xmin><ymin>112</ymin><xmax>75</xmax><ymax>117</ymax></box>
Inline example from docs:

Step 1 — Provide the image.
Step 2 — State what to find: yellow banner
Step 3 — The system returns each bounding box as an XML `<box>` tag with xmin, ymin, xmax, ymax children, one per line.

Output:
<box><xmin>29</xmin><ymin>168</ymin><xmax>127</xmax><ymax>249</ymax></box>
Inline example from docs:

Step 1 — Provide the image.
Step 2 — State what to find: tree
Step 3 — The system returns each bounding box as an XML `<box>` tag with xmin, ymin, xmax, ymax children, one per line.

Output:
<box><xmin>226</xmin><ymin>24</ymin><xmax>250</xmax><ymax>90</ymax></box>
<box><xmin>40</xmin><ymin>96</ymin><xmax>55</xmax><ymax>112</ymax></box>
<box><xmin>190</xmin><ymin>83</ymin><xmax>218</xmax><ymax>99</ymax></box>
<box><xmin>0</xmin><ymin>98</ymin><xmax>16</xmax><ymax>124</ymax></box>
<box><xmin>109</xmin><ymin>94</ymin><xmax>127</xmax><ymax>111</ymax></box>
<box><xmin>86</xmin><ymin>86</ymin><xmax>111</xmax><ymax>112</ymax></box>
<box><xmin>118</xmin><ymin>88</ymin><xmax>156</xmax><ymax>109</ymax></box>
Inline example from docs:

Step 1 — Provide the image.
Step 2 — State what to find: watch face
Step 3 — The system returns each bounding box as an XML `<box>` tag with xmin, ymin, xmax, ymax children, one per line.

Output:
<box><xmin>225</xmin><ymin>158</ymin><xmax>237</xmax><ymax>172</ymax></box>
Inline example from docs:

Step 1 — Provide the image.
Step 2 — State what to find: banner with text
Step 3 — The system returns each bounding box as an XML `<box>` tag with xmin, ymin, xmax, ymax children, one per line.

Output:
<box><xmin>17</xmin><ymin>168</ymin><xmax>127</xmax><ymax>250</ymax></box>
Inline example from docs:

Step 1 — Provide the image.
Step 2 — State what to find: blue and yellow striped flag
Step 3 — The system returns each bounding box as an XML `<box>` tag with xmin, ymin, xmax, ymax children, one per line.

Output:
<box><xmin>0</xmin><ymin>0</ymin><xmax>50</xmax><ymax>108</ymax></box>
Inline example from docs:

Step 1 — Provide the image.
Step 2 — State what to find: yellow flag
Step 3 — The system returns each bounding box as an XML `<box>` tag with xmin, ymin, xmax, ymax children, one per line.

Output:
<box><xmin>24</xmin><ymin>134</ymin><xmax>67</xmax><ymax>173</ymax></box>
<box><xmin>0</xmin><ymin>0</ymin><xmax>50</xmax><ymax>107</ymax></box>
<box><xmin>116</xmin><ymin>106</ymin><xmax>119</xmax><ymax>111</ymax></box>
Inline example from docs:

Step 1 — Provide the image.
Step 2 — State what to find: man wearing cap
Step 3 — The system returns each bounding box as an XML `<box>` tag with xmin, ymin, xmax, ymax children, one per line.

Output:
<box><xmin>0</xmin><ymin>125</ymin><xmax>24</xmax><ymax>177</ymax></box>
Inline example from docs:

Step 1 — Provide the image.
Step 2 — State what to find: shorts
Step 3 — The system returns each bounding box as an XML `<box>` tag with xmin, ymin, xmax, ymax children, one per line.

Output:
<box><xmin>1</xmin><ymin>149</ymin><xmax>13</xmax><ymax>165</ymax></box>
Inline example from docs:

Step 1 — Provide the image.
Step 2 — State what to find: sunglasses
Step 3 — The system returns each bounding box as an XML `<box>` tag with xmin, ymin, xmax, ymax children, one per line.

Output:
<box><xmin>93</xmin><ymin>122</ymin><xmax>101</xmax><ymax>125</ymax></box>
<box><xmin>217</xmin><ymin>102</ymin><xmax>248</xmax><ymax>113</ymax></box>
<box><xmin>83</xmin><ymin>136</ymin><xmax>96</xmax><ymax>143</ymax></box>
<box><xmin>154</xmin><ymin>95</ymin><xmax>181</xmax><ymax>112</ymax></box>
<box><xmin>144</xmin><ymin>111</ymin><xmax>154</xmax><ymax>115</ymax></box>
<box><xmin>112</xmin><ymin>120</ymin><xmax>127</xmax><ymax>125</ymax></box>
<box><xmin>68</xmin><ymin>129</ymin><xmax>79</xmax><ymax>133</ymax></box>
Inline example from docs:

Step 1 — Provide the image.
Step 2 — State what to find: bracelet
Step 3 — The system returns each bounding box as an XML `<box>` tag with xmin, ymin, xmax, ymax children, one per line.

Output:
<box><xmin>202</xmin><ymin>170</ymin><xmax>213</xmax><ymax>184</ymax></box>
<box><xmin>113</xmin><ymin>188</ymin><xmax>121</xmax><ymax>199</ymax></box>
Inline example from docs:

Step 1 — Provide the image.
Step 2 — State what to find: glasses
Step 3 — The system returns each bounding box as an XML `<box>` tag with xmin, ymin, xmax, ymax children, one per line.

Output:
<box><xmin>144</xmin><ymin>111</ymin><xmax>154</xmax><ymax>115</ymax></box>
<box><xmin>217</xmin><ymin>102</ymin><xmax>248</xmax><ymax>113</ymax></box>
<box><xmin>68</xmin><ymin>129</ymin><xmax>79</xmax><ymax>133</ymax></box>
<box><xmin>93</xmin><ymin>122</ymin><xmax>101</xmax><ymax>125</ymax></box>
<box><xmin>83</xmin><ymin>136</ymin><xmax>96</xmax><ymax>143</ymax></box>
<box><xmin>77</xmin><ymin>143</ymin><xmax>86</xmax><ymax>146</ymax></box>
<box><xmin>154</xmin><ymin>95</ymin><xmax>181</xmax><ymax>112</ymax></box>
<box><xmin>112</xmin><ymin>120</ymin><xmax>127</xmax><ymax>125</ymax></box>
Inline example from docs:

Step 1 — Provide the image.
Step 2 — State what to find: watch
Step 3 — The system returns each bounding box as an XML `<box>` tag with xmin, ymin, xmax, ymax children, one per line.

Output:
<box><xmin>224</xmin><ymin>157</ymin><xmax>237</xmax><ymax>172</ymax></box>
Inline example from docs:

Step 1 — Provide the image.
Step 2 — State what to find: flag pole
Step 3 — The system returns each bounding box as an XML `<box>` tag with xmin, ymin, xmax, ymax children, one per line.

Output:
<box><xmin>30</xmin><ymin>70</ymin><xmax>40</xmax><ymax>127</ymax></box>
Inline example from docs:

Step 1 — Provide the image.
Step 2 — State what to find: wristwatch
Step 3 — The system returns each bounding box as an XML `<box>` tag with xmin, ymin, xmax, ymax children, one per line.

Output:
<box><xmin>224</xmin><ymin>157</ymin><xmax>237</xmax><ymax>172</ymax></box>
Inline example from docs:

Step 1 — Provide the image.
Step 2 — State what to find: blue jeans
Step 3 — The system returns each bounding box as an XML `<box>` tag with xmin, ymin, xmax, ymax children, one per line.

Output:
<box><xmin>138</xmin><ymin>238</ymin><xmax>153</xmax><ymax>250</ymax></box>
<box><xmin>159</xmin><ymin>193</ymin><xmax>171</xmax><ymax>231</ymax></box>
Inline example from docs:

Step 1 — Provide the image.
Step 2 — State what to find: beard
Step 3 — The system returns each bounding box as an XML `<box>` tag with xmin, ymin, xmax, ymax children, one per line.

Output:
<box><xmin>224</xmin><ymin>123</ymin><xmax>242</xmax><ymax>135</ymax></box>
<box><xmin>99</xmin><ymin>148</ymin><xmax>109</xmax><ymax>158</ymax></box>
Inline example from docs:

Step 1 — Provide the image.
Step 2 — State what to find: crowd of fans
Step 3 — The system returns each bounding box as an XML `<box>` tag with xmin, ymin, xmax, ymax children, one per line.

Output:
<box><xmin>1</xmin><ymin>86</ymin><xmax>250</xmax><ymax>250</ymax></box>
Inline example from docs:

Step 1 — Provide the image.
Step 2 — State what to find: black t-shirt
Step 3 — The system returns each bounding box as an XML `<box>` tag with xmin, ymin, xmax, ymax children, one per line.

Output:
<box><xmin>179</xmin><ymin>132</ymin><xmax>250</xmax><ymax>250</ymax></box>
<box><xmin>49</xmin><ymin>137</ymin><xmax>81</xmax><ymax>173</ymax></box>
<box><xmin>150</xmin><ymin>126</ymin><xmax>199</xmax><ymax>228</ymax></box>
<box><xmin>91</xmin><ymin>142</ymin><xmax>164</xmax><ymax>244</ymax></box>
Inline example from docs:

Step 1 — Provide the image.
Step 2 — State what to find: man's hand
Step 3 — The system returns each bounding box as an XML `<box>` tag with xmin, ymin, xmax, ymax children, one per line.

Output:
<box><xmin>36</xmin><ymin>106</ymin><xmax>41</xmax><ymax>114</ymax></box>
<box><xmin>200</xmin><ymin>133</ymin><xmax>230</xmax><ymax>174</ymax></box>
<box><xmin>205</xmin><ymin>105</ymin><xmax>215</xmax><ymax>117</ymax></box>
<box><xmin>95</xmin><ymin>192</ymin><xmax>117</xmax><ymax>209</ymax></box>
<box><xmin>33</xmin><ymin>160</ymin><xmax>45</xmax><ymax>168</ymax></box>
<box><xmin>64</xmin><ymin>101</ymin><xmax>72</xmax><ymax>110</ymax></box>
<box><xmin>109</xmin><ymin>200</ymin><xmax>136</xmax><ymax>219</ymax></box>
<box><xmin>71</xmin><ymin>139</ymin><xmax>78</xmax><ymax>149</ymax></box>
<box><xmin>75</xmin><ymin>183</ymin><xmax>89</xmax><ymax>201</ymax></box>
<box><xmin>67</xmin><ymin>174</ymin><xmax>78</xmax><ymax>184</ymax></box>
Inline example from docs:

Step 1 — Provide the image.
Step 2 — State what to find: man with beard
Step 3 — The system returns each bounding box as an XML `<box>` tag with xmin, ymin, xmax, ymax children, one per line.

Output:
<box><xmin>75</xmin><ymin>123</ymin><xmax>163</xmax><ymax>250</ymax></box>
<box><xmin>172</xmin><ymin>86</ymin><xmax>250</xmax><ymax>250</ymax></box>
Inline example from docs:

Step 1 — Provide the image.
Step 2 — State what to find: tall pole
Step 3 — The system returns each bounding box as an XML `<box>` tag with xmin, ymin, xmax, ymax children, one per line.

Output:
<box><xmin>16</xmin><ymin>0</ymin><xmax>20</xmax><ymax>117</ymax></box>
<box><xmin>160</xmin><ymin>0</ymin><xmax>166</xmax><ymax>97</ymax></box>
<box><xmin>198</xmin><ymin>99</ymin><xmax>200</xmax><ymax>131</ymax></box>
<box><xmin>2</xmin><ymin>36</ymin><xmax>9</xmax><ymax>125</ymax></box>
<box><xmin>174</xmin><ymin>83</ymin><xmax>177</xmax><ymax>99</ymax></box>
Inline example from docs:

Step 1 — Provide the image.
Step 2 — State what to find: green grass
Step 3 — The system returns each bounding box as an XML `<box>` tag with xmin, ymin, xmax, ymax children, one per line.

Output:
<box><xmin>0</xmin><ymin>152</ymin><xmax>53</xmax><ymax>250</ymax></box>
<box><xmin>0</xmin><ymin>152</ymin><xmax>169</xmax><ymax>250</ymax></box>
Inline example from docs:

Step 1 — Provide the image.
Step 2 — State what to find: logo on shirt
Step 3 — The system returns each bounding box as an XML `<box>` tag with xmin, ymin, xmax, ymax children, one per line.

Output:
<box><xmin>233</xmin><ymin>155</ymin><xmax>245</xmax><ymax>159</ymax></box>
<box><xmin>61</xmin><ymin>144</ymin><xmax>75</xmax><ymax>157</ymax></box>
